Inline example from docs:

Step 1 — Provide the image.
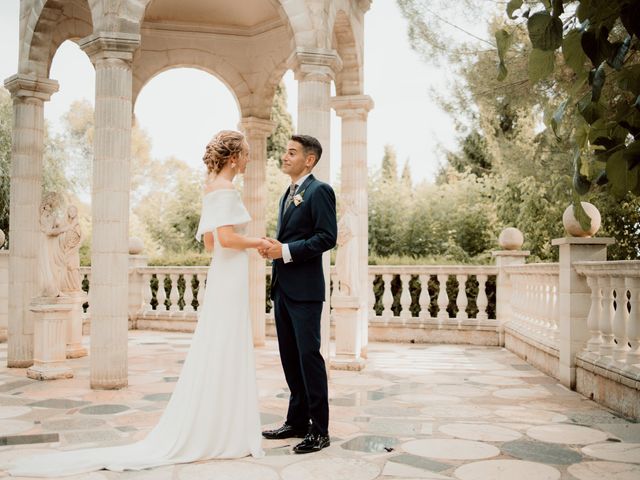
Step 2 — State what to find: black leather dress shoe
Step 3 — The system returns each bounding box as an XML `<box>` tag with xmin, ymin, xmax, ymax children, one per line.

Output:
<box><xmin>293</xmin><ymin>433</ymin><xmax>330</xmax><ymax>453</ymax></box>
<box><xmin>262</xmin><ymin>423</ymin><xmax>308</xmax><ymax>440</ymax></box>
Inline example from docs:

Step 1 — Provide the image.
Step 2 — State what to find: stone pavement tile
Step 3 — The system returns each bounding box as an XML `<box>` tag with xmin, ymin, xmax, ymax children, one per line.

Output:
<box><xmin>501</xmin><ymin>439</ymin><xmax>583</xmax><ymax>464</ymax></box>
<box><xmin>595</xmin><ymin>423</ymin><xmax>640</xmax><ymax>442</ymax></box>
<box><xmin>1</xmin><ymin>333</ymin><xmax>639</xmax><ymax>480</ymax></box>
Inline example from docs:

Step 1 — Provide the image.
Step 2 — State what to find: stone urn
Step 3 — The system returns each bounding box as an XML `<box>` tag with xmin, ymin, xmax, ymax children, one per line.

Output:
<box><xmin>562</xmin><ymin>202</ymin><xmax>601</xmax><ymax>237</ymax></box>
<box><xmin>129</xmin><ymin>237</ymin><xmax>144</xmax><ymax>255</ymax></box>
<box><xmin>498</xmin><ymin>227</ymin><xmax>524</xmax><ymax>250</ymax></box>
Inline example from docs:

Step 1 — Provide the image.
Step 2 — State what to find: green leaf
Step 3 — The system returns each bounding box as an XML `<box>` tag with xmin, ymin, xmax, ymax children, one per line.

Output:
<box><xmin>590</xmin><ymin>63</ymin><xmax>606</xmax><ymax>102</ymax></box>
<box><xmin>577</xmin><ymin>95</ymin><xmax>604</xmax><ymax>124</ymax></box>
<box><xmin>571</xmin><ymin>193</ymin><xmax>592</xmax><ymax>231</ymax></box>
<box><xmin>581</xmin><ymin>26</ymin><xmax>617</xmax><ymax>68</ymax></box>
<box><xmin>551</xmin><ymin>99</ymin><xmax>568</xmax><ymax>138</ymax></box>
<box><xmin>606</xmin><ymin>150</ymin><xmax>637</xmax><ymax>197</ymax></box>
<box><xmin>573</xmin><ymin>149</ymin><xmax>592</xmax><ymax>195</ymax></box>
<box><xmin>506</xmin><ymin>0</ymin><xmax>523</xmax><ymax>19</ymax></box>
<box><xmin>528</xmin><ymin>12</ymin><xmax>563</xmax><ymax>51</ymax></box>
<box><xmin>623</xmin><ymin>140</ymin><xmax>640</xmax><ymax>171</ymax></box>
<box><xmin>552</xmin><ymin>0</ymin><xmax>564</xmax><ymax>17</ymax></box>
<box><xmin>617</xmin><ymin>65</ymin><xmax>640</xmax><ymax>96</ymax></box>
<box><xmin>609</xmin><ymin>36</ymin><xmax>630</xmax><ymax>71</ymax></box>
<box><xmin>562</xmin><ymin>29</ymin><xmax>587</xmax><ymax>75</ymax></box>
<box><xmin>621</xmin><ymin>2</ymin><xmax>640</xmax><ymax>38</ymax></box>
<box><xmin>495</xmin><ymin>29</ymin><xmax>513</xmax><ymax>81</ymax></box>
<box><xmin>528</xmin><ymin>48</ymin><xmax>555</xmax><ymax>83</ymax></box>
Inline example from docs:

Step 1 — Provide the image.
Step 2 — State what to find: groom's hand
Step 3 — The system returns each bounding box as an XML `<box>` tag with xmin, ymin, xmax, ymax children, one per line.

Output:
<box><xmin>263</xmin><ymin>238</ymin><xmax>283</xmax><ymax>260</ymax></box>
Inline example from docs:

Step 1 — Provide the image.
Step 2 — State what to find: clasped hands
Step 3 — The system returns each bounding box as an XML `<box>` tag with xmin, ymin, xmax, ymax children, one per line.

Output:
<box><xmin>258</xmin><ymin>237</ymin><xmax>283</xmax><ymax>260</ymax></box>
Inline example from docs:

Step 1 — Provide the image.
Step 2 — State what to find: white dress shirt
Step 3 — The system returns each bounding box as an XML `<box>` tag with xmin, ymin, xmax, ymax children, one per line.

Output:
<box><xmin>282</xmin><ymin>173</ymin><xmax>311</xmax><ymax>263</ymax></box>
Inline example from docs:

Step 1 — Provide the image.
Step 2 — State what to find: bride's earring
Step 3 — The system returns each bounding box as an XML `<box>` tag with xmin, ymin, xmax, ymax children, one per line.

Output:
<box><xmin>231</xmin><ymin>162</ymin><xmax>237</xmax><ymax>169</ymax></box>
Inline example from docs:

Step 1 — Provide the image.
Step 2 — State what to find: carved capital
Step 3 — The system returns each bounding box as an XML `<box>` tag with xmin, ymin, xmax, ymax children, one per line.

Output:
<box><xmin>288</xmin><ymin>48</ymin><xmax>342</xmax><ymax>82</ymax></box>
<box><xmin>4</xmin><ymin>74</ymin><xmax>59</xmax><ymax>102</ymax></box>
<box><xmin>331</xmin><ymin>94</ymin><xmax>374</xmax><ymax>119</ymax></box>
<box><xmin>79</xmin><ymin>32</ymin><xmax>141</xmax><ymax>64</ymax></box>
<box><xmin>239</xmin><ymin>116</ymin><xmax>277</xmax><ymax>139</ymax></box>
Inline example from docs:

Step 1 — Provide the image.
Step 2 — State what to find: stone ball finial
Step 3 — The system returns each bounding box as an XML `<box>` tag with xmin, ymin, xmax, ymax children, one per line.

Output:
<box><xmin>498</xmin><ymin>227</ymin><xmax>524</xmax><ymax>250</ymax></box>
<box><xmin>129</xmin><ymin>237</ymin><xmax>144</xmax><ymax>255</ymax></box>
<box><xmin>562</xmin><ymin>202</ymin><xmax>601</xmax><ymax>237</ymax></box>
<box><xmin>0</xmin><ymin>229</ymin><xmax>5</xmax><ymax>249</ymax></box>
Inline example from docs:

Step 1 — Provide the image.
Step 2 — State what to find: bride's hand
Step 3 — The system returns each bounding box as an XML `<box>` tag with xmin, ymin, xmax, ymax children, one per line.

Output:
<box><xmin>257</xmin><ymin>238</ymin><xmax>273</xmax><ymax>254</ymax></box>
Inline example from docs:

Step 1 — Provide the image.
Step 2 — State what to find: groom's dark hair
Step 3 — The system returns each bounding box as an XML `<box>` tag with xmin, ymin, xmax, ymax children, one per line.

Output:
<box><xmin>291</xmin><ymin>134</ymin><xmax>322</xmax><ymax>165</ymax></box>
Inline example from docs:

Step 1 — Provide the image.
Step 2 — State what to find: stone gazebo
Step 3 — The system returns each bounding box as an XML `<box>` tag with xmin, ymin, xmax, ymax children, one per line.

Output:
<box><xmin>5</xmin><ymin>0</ymin><xmax>373</xmax><ymax>388</ymax></box>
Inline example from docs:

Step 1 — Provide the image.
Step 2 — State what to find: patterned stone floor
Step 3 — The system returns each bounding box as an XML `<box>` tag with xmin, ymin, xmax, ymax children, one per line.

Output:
<box><xmin>0</xmin><ymin>332</ymin><xmax>639</xmax><ymax>480</ymax></box>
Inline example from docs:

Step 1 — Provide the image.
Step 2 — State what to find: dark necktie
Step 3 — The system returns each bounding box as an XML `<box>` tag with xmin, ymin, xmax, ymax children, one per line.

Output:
<box><xmin>284</xmin><ymin>183</ymin><xmax>297</xmax><ymax>211</ymax></box>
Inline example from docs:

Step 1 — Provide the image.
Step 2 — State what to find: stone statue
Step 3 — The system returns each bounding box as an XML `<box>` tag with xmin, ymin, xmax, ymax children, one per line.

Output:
<box><xmin>60</xmin><ymin>205</ymin><xmax>82</xmax><ymax>292</ymax></box>
<box><xmin>335</xmin><ymin>199</ymin><xmax>359</xmax><ymax>297</ymax></box>
<box><xmin>37</xmin><ymin>194</ymin><xmax>67</xmax><ymax>297</ymax></box>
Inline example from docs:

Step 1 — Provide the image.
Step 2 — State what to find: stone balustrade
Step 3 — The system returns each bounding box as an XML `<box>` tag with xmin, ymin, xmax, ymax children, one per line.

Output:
<box><xmin>573</xmin><ymin>261</ymin><xmax>640</xmax><ymax>372</ymax></box>
<box><xmin>504</xmin><ymin>263</ymin><xmax>560</xmax><ymax>351</ymax></box>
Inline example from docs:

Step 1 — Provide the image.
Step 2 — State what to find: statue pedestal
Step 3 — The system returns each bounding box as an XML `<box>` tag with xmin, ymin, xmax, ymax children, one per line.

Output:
<box><xmin>61</xmin><ymin>291</ymin><xmax>88</xmax><ymax>358</ymax></box>
<box><xmin>331</xmin><ymin>295</ymin><xmax>365</xmax><ymax>371</ymax></box>
<box><xmin>26</xmin><ymin>297</ymin><xmax>74</xmax><ymax>380</ymax></box>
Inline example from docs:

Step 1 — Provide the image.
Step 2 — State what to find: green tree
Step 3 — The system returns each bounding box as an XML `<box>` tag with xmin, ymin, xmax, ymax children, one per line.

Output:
<box><xmin>501</xmin><ymin>0</ymin><xmax>640</xmax><ymax>200</ymax></box>
<box><xmin>381</xmin><ymin>144</ymin><xmax>399</xmax><ymax>182</ymax></box>
<box><xmin>267</xmin><ymin>82</ymin><xmax>294</xmax><ymax>166</ymax></box>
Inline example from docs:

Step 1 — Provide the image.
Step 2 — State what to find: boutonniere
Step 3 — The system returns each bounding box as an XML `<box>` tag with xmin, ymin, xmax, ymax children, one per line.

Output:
<box><xmin>293</xmin><ymin>190</ymin><xmax>305</xmax><ymax>206</ymax></box>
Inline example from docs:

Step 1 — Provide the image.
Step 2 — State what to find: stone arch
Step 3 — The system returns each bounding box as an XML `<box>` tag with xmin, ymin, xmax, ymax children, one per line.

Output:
<box><xmin>132</xmin><ymin>59</ymin><xmax>247</xmax><ymax>118</ymax></box>
<box><xmin>21</xmin><ymin>0</ymin><xmax>94</xmax><ymax>77</ymax></box>
<box><xmin>329</xmin><ymin>7</ymin><xmax>363</xmax><ymax>96</ymax></box>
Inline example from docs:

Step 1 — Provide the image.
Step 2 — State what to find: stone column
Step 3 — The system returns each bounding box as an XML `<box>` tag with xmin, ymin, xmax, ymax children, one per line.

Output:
<box><xmin>289</xmin><ymin>48</ymin><xmax>342</xmax><ymax>362</ymax></box>
<box><xmin>3</xmin><ymin>74</ymin><xmax>59</xmax><ymax>367</ymax></box>
<box><xmin>331</xmin><ymin>95</ymin><xmax>374</xmax><ymax>359</ymax></box>
<box><xmin>239</xmin><ymin>117</ymin><xmax>276</xmax><ymax>347</ymax></box>
<box><xmin>552</xmin><ymin>237</ymin><xmax>614</xmax><ymax>389</ymax></box>
<box><xmin>493</xmin><ymin>251</ymin><xmax>529</xmax><ymax>346</ymax></box>
<box><xmin>0</xmin><ymin>247</ymin><xmax>8</xmax><ymax>343</ymax></box>
<box><xmin>80</xmin><ymin>32</ymin><xmax>140</xmax><ymax>389</ymax></box>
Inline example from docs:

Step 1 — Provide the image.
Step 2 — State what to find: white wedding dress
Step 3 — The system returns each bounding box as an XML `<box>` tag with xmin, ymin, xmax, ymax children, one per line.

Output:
<box><xmin>4</xmin><ymin>189</ymin><xmax>264</xmax><ymax>477</ymax></box>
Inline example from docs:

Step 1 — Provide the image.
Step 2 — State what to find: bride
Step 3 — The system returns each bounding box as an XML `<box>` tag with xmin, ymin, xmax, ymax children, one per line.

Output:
<box><xmin>4</xmin><ymin>130</ymin><xmax>271</xmax><ymax>477</ymax></box>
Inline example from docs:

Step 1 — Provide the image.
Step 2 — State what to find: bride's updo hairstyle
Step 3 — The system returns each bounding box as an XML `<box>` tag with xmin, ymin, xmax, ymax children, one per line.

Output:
<box><xmin>203</xmin><ymin>130</ymin><xmax>246</xmax><ymax>174</ymax></box>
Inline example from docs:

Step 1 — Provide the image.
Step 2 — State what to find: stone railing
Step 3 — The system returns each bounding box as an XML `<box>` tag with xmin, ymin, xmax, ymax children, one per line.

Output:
<box><xmin>366</xmin><ymin>265</ymin><xmax>497</xmax><ymax>326</ymax></box>
<box><xmin>574</xmin><ymin>261</ymin><xmax>640</xmax><ymax>372</ymax></box>
<box><xmin>504</xmin><ymin>263</ymin><xmax>560</xmax><ymax>351</ymax></box>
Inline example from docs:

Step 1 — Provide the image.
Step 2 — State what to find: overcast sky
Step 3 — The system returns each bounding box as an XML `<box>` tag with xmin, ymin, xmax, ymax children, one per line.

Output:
<box><xmin>0</xmin><ymin>1</ymin><xmax>461</xmax><ymax>185</ymax></box>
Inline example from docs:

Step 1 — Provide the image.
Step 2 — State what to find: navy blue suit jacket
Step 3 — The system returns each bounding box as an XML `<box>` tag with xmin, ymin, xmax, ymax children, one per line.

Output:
<box><xmin>270</xmin><ymin>174</ymin><xmax>337</xmax><ymax>302</ymax></box>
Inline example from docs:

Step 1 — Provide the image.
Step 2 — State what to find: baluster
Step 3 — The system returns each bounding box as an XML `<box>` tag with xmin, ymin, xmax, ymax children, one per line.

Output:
<box><xmin>436</xmin><ymin>274</ymin><xmax>449</xmax><ymax>323</ymax></box>
<box><xmin>455</xmin><ymin>274</ymin><xmax>468</xmax><ymax>324</ymax></box>
<box><xmin>381</xmin><ymin>273</ymin><xmax>394</xmax><ymax>321</ymax></box>
<box><xmin>419</xmin><ymin>274</ymin><xmax>431</xmax><ymax>320</ymax></box>
<box><xmin>196</xmin><ymin>273</ymin><xmax>206</xmax><ymax>312</ymax></box>
<box><xmin>626</xmin><ymin>276</ymin><xmax>640</xmax><ymax>368</ymax></box>
<box><xmin>183</xmin><ymin>274</ymin><xmax>194</xmax><ymax>312</ymax></box>
<box><xmin>543</xmin><ymin>276</ymin><xmax>554</xmax><ymax>338</ymax></box>
<box><xmin>142</xmin><ymin>273</ymin><xmax>153</xmax><ymax>312</ymax></box>
<box><xmin>612</xmin><ymin>276</ymin><xmax>630</xmax><ymax>362</ymax></box>
<box><xmin>168</xmin><ymin>274</ymin><xmax>180</xmax><ymax>311</ymax></box>
<box><xmin>585</xmin><ymin>275</ymin><xmax>603</xmax><ymax>352</ymax></box>
<box><xmin>368</xmin><ymin>274</ymin><xmax>377</xmax><ymax>319</ymax></box>
<box><xmin>400</xmin><ymin>274</ymin><xmax>412</xmax><ymax>321</ymax></box>
<box><xmin>534</xmin><ymin>275</ymin><xmax>545</xmax><ymax>335</ymax></box>
<box><xmin>476</xmin><ymin>274</ymin><xmax>488</xmax><ymax>322</ymax></box>
<box><xmin>550</xmin><ymin>277</ymin><xmax>559</xmax><ymax>342</ymax></box>
<box><xmin>599</xmin><ymin>276</ymin><xmax>616</xmax><ymax>356</ymax></box>
<box><xmin>156</xmin><ymin>273</ymin><xmax>167</xmax><ymax>312</ymax></box>
<box><xmin>510</xmin><ymin>275</ymin><xmax>520</xmax><ymax>325</ymax></box>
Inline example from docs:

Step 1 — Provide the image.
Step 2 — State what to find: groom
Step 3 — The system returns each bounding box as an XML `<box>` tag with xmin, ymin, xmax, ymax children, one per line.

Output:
<box><xmin>260</xmin><ymin>134</ymin><xmax>337</xmax><ymax>453</ymax></box>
